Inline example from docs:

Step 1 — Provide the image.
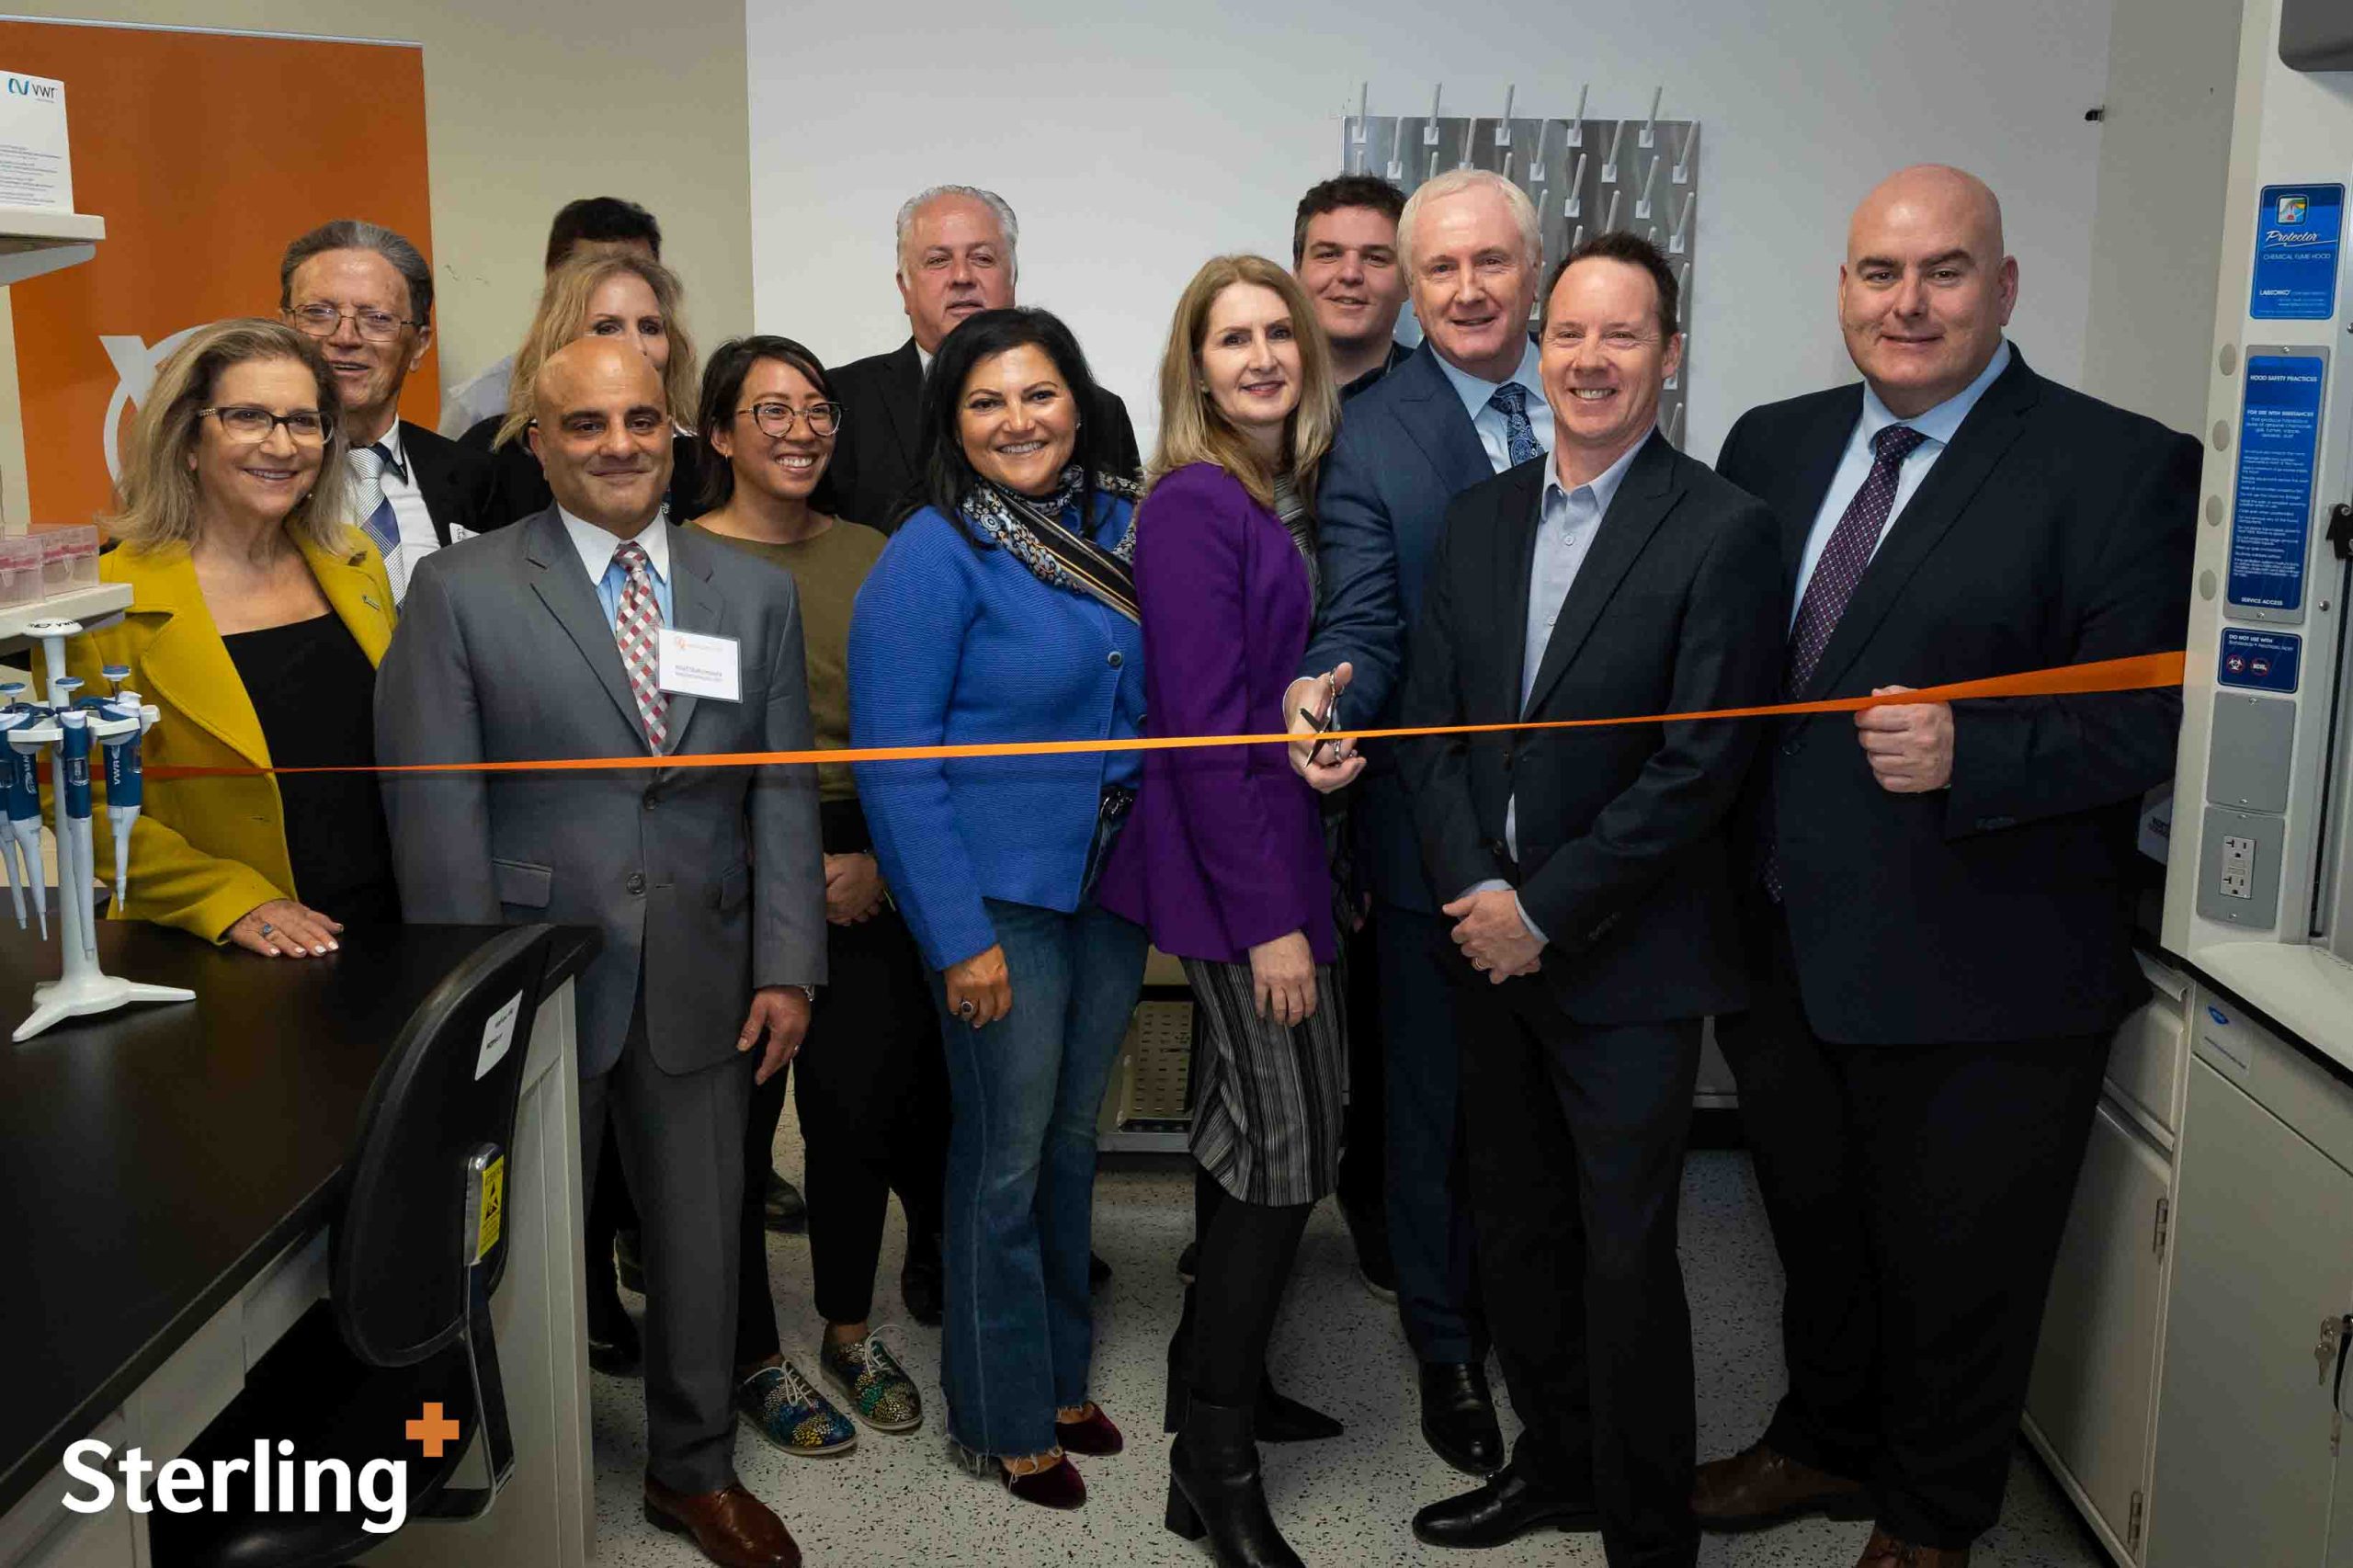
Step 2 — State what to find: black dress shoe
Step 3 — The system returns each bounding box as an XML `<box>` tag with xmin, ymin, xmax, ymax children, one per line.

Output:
<box><xmin>763</xmin><ymin>1169</ymin><xmax>808</xmax><ymax>1233</ymax></box>
<box><xmin>901</xmin><ymin>1233</ymin><xmax>943</xmax><ymax>1326</ymax></box>
<box><xmin>1412</xmin><ymin>1463</ymin><xmax>1598</xmax><ymax>1549</ymax></box>
<box><xmin>585</xmin><ymin>1289</ymin><xmax>641</xmax><ymax>1377</ymax></box>
<box><xmin>1418</xmin><ymin>1362</ymin><xmax>1504</xmax><ymax>1475</ymax></box>
<box><xmin>1089</xmin><ymin>1251</ymin><xmax>1113</xmax><ymax>1289</ymax></box>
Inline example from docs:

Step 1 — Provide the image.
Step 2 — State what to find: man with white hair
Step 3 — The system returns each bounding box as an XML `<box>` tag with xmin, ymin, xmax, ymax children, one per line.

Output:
<box><xmin>1284</xmin><ymin>166</ymin><xmax>1550</xmax><ymax>1477</ymax></box>
<box><xmin>815</xmin><ymin>184</ymin><xmax>1142</xmax><ymax>532</ymax></box>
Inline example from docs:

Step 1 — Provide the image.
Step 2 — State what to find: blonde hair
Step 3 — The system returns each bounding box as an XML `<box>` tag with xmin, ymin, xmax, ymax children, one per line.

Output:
<box><xmin>494</xmin><ymin>244</ymin><xmax>698</xmax><ymax>449</ymax></box>
<box><xmin>1149</xmin><ymin>256</ymin><xmax>1338</xmax><ymax>512</ymax></box>
<box><xmin>107</xmin><ymin>318</ymin><xmax>353</xmax><ymax>555</ymax></box>
<box><xmin>1398</xmin><ymin>169</ymin><xmax>1541</xmax><ymax>277</ymax></box>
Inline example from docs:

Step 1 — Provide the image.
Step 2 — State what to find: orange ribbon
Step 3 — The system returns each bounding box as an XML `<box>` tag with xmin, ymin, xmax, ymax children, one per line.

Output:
<box><xmin>143</xmin><ymin>651</ymin><xmax>2185</xmax><ymax>779</ymax></box>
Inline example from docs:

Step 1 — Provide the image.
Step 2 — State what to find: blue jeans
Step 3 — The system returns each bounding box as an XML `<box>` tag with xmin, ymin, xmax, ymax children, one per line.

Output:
<box><xmin>935</xmin><ymin>896</ymin><xmax>1145</xmax><ymax>1458</ymax></box>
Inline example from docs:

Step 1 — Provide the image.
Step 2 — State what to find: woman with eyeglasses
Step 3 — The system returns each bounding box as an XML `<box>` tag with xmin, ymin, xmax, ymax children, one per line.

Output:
<box><xmin>849</xmin><ymin>307</ymin><xmax>1147</xmax><ymax>1510</ymax></box>
<box><xmin>44</xmin><ymin>318</ymin><xmax>398</xmax><ymax>958</ymax></box>
<box><xmin>684</xmin><ymin>335</ymin><xmax>947</xmax><ymax>1464</ymax></box>
<box><xmin>461</xmin><ymin>244</ymin><xmax>707</xmax><ymax>528</ymax></box>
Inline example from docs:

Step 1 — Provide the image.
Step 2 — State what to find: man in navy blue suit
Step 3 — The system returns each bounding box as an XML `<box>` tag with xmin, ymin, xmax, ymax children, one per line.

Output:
<box><xmin>1694</xmin><ymin>165</ymin><xmax>2197</xmax><ymax>1568</ymax></box>
<box><xmin>1287</xmin><ymin>166</ymin><xmax>1552</xmax><ymax>1475</ymax></box>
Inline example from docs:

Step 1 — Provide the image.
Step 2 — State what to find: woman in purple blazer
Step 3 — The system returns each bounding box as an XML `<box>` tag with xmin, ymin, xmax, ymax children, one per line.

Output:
<box><xmin>1098</xmin><ymin>254</ymin><xmax>1361</xmax><ymax>1568</ymax></box>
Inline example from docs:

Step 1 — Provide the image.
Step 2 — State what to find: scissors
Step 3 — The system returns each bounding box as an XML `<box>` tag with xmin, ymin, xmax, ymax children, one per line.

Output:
<box><xmin>1298</xmin><ymin>701</ymin><xmax>1348</xmax><ymax>768</ymax></box>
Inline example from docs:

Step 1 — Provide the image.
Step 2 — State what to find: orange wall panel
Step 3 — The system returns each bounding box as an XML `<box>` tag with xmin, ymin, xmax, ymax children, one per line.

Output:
<box><xmin>0</xmin><ymin>21</ymin><xmax>433</xmax><ymax>527</ymax></box>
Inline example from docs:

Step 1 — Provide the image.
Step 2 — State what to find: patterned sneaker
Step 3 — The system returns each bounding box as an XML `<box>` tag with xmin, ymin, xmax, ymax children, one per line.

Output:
<box><xmin>736</xmin><ymin>1360</ymin><xmax>857</xmax><ymax>1457</ymax></box>
<box><xmin>819</xmin><ymin>1331</ymin><xmax>925</xmax><ymax>1433</ymax></box>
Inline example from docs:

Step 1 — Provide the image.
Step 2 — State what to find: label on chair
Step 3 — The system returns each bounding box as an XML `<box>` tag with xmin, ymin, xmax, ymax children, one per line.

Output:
<box><xmin>475</xmin><ymin>989</ymin><xmax>523</xmax><ymax>1080</ymax></box>
<box><xmin>475</xmin><ymin>1155</ymin><xmax>506</xmax><ymax>1263</ymax></box>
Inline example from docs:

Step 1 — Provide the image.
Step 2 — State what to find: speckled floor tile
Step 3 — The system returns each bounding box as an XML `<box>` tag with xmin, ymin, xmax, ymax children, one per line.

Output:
<box><xmin>585</xmin><ymin>1123</ymin><xmax>2110</xmax><ymax>1567</ymax></box>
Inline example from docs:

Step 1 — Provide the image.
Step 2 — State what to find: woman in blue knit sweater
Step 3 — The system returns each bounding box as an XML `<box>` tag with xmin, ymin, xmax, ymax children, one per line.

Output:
<box><xmin>848</xmin><ymin>308</ymin><xmax>1147</xmax><ymax>1510</ymax></box>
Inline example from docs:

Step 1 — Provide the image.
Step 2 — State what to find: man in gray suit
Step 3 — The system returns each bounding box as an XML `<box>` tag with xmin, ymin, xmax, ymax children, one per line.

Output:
<box><xmin>377</xmin><ymin>337</ymin><xmax>824</xmax><ymax>1568</ymax></box>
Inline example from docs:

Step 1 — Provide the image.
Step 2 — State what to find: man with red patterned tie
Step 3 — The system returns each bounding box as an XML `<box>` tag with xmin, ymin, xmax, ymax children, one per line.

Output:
<box><xmin>378</xmin><ymin>337</ymin><xmax>825</xmax><ymax>1568</ymax></box>
<box><xmin>1694</xmin><ymin>165</ymin><xmax>2200</xmax><ymax>1568</ymax></box>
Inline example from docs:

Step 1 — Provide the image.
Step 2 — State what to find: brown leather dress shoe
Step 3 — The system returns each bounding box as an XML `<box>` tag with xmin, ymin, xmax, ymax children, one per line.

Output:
<box><xmin>1690</xmin><ymin>1441</ymin><xmax>1872</xmax><ymax>1531</ymax></box>
<box><xmin>642</xmin><ymin>1476</ymin><xmax>801</xmax><ymax>1568</ymax></box>
<box><xmin>1855</xmin><ymin>1525</ymin><xmax>1972</xmax><ymax>1567</ymax></box>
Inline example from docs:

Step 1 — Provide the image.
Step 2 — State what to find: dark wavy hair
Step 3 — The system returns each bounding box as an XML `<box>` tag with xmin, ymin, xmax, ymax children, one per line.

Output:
<box><xmin>694</xmin><ymin>335</ymin><xmax>835</xmax><ymax>513</ymax></box>
<box><xmin>912</xmin><ymin>306</ymin><xmax>1107</xmax><ymax>543</ymax></box>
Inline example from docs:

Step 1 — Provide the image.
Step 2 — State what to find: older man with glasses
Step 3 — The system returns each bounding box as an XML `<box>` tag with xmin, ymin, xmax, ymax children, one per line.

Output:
<box><xmin>280</xmin><ymin>219</ymin><xmax>496</xmax><ymax>603</ymax></box>
<box><xmin>813</xmin><ymin>184</ymin><xmax>1142</xmax><ymax>537</ymax></box>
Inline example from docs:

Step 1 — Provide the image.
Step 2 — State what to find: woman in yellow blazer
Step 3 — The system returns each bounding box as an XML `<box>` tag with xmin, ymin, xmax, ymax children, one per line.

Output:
<box><xmin>44</xmin><ymin>320</ymin><xmax>398</xmax><ymax>957</ymax></box>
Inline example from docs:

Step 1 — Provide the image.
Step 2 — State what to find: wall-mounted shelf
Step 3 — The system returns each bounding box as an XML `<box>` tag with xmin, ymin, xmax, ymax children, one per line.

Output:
<box><xmin>0</xmin><ymin>582</ymin><xmax>128</xmax><ymax>652</ymax></box>
<box><xmin>0</xmin><ymin>207</ymin><xmax>103</xmax><ymax>288</ymax></box>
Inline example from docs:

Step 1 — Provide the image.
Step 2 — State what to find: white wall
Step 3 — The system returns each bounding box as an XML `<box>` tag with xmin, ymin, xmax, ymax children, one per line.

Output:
<box><xmin>2080</xmin><ymin>0</ymin><xmax>2244</xmax><ymax>433</ymax></box>
<box><xmin>747</xmin><ymin>0</ymin><xmax>2115</xmax><ymax>461</ymax></box>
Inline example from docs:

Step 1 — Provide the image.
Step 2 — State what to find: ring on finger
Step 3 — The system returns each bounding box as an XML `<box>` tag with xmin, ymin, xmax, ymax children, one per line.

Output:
<box><xmin>258</xmin><ymin>922</ymin><xmax>276</xmax><ymax>937</ymax></box>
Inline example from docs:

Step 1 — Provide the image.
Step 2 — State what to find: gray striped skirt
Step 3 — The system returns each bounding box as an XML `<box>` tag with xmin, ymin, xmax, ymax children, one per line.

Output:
<box><xmin>1182</xmin><ymin>956</ymin><xmax>1347</xmax><ymax>1207</ymax></box>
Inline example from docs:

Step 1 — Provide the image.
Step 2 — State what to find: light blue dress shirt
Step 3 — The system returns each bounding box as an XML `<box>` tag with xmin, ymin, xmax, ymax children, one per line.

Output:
<box><xmin>559</xmin><ymin>506</ymin><xmax>674</xmax><ymax>626</ymax></box>
<box><xmin>1434</xmin><ymin>340</ymin><xmax>1554</xmax><ymax>473</ymax></box>
<box><xmin>1462</xmin><ymin>430</ymin><xmax>1650</xmax><ymax>946</ymax></box>
<box><xmin>1790</xmin><ymin>340</ymin><xmax>2012</xmax><ymax>628</ymax></box>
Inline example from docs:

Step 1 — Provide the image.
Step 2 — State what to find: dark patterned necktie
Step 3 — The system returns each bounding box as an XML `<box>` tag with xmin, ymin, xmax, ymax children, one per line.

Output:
<box><xmin>1486</xmin><ymin>381</ymin><xmax>1542</xmax><ymax>468</ymax></box>
<box><xmin>1786</xmin><ymin>423</ymin><xmax>1927</xmax><ymax>693</ymax></box>
<box><xmin>1765</xmin><ymin>422</ymin><xmax>1926</xmax><ymax>901</ymax></box>
<box><xmin>611</xmin><ymin>540</ymin><xmax>668</xmax><ymax>753</ymax></box>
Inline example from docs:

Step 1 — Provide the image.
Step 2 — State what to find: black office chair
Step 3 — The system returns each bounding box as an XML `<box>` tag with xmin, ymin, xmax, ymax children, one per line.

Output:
<box><xmin>150</xmin><ymin>924</ymin><xmax>555</xmax><ymax>1568</ymax></box>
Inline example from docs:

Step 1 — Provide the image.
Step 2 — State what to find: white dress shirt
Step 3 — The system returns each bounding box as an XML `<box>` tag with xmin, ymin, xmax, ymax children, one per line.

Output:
<box><xmin>1790</xmin><ymin>340</ymin><xmax>2013</xmax><ymax>627</ymax></box>
<box><xmin>1460</xmin><ymin>432</ymin><xmax>1650</xmax><ymax>946</ymax></box>
<box><xmin>347</xmin><ymin>419</ymin><xmax>454</xmax><ymax>607</ymax></box>
<box><xmin>1433</xmin><ymin>341</ymin><xmax>1554</xmax><ymax>473</ymax></box>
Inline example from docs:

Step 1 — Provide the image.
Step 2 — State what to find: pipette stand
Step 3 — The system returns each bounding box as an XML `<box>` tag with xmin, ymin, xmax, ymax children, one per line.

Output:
<box><xmin>14</xmin><ymin>619</ymin><xmax>194</xmax><ymax>1042</ymax></box>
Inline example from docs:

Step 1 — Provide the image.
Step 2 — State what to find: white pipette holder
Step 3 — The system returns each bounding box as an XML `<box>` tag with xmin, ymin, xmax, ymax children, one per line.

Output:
<box><xmin>13</xmin><ymin>619</ymin><xmax>194</xmax><ymax>1042</ymax></box>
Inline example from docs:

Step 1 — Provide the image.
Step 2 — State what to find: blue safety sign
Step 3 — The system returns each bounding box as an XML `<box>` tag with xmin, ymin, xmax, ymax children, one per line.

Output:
<box><xmin>2227</xmin><ymin>354</ymin><xmax>2325</xmax><ymax>615</ymax></box>
<box><xmin>2251</xmin><ymin>185</ymin><xmax>2343</xmax><ymax>320</ymax></box>
<box><xmin>2219</xmin><ymin>627</ymin><xmax>2302</xmax><ymax>693</ymax></box>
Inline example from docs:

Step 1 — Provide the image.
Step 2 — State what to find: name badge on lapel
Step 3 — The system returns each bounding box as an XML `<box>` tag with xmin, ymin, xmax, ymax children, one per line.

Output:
<box><xmin>657</xmin><ymin>628</ymin><xmax>742</xmax><ymax>702</ymax></box>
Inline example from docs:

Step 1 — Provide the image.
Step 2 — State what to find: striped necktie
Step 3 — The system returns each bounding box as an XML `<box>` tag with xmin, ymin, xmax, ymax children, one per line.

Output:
<box><xmin>611</xmin><ymin>540</ymin><xmax>669</xmax><ymax>753</ymax></box>
<box><xmin>348</xmin><ymin>441</ymin><xmax>406</xmax><ymax>598</ymax></box>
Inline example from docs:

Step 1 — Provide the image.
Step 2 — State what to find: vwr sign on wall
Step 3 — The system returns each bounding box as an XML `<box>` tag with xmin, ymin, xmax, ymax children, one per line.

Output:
<box><xmin>0</xmin><ymin>21</ymin><xmax>440</xmax><ymax>528</ymax></box>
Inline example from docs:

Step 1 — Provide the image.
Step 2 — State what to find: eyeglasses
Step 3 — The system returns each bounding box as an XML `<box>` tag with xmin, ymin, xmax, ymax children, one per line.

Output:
<box><xmin>199</xmin><ymin>405</ymin><xmax>332</xmax><ymax>444</ymax></box>
<box><xmin>734</xmin><ymin>400</ymin><xmax>844</xmax><ymax>438</ymax></box>
<box><xmin>288</xmin><ymin>302</ymin><xmax>418</xmax><ymax>343</ymax></box>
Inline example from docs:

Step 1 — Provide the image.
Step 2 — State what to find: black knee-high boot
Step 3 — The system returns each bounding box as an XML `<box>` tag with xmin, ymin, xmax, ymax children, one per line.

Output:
<box><xmin>1166</xmin><ymin>1181</ymin><xmax>1313</xmax><ymax>1565</ymax></box>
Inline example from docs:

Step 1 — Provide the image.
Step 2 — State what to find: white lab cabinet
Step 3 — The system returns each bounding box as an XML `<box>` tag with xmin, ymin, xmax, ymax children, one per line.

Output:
<box><xmin>2023</xmin><ymin>957</ymin><xmax>2188</xmax><ymax>1565</ymax></box>
<box><xmin>2025</xmin><ymin>1098</ymin><xmax>2174</xmax><ymax>1560</ymax></box>
<box><xmin>2144</xmin><ymin>1006</ymin><xmax>2353</xmax><ymax>1568</ymax></box>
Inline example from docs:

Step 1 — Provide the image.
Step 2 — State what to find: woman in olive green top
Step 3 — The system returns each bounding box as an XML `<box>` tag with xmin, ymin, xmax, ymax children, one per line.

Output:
<box><xmin>690</xmin><ymin>335</ymin><xmax>948</xmax><ymax>1459</ymax></box>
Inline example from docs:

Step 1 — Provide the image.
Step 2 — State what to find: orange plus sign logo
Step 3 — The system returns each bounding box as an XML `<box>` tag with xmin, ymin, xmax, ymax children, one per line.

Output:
<box><xmin>405</xmin><ymin>1403</ymin><xmax>461</xmax><ymax>1458</ymax></box>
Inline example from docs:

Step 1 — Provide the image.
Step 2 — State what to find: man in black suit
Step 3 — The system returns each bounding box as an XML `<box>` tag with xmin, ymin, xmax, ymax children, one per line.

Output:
<box><xmin>813</xmin><ymin>184</ymin><xmax>1141</xmax><ymax>531</ymax></box>
<box><xmin>280</xmin><ymin>220</ymin><xmax>495</xmax><ymax>604</ymax></box>
<box><xmin>1694</xmin><ymin>165</ymin><xmax>2198</xmax><ymax>1568</ymax></box>
<box><xmin>1397</xmin><ymin>232</ymin><xmax>1780</xmax><ymax>1566</ymax></box>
